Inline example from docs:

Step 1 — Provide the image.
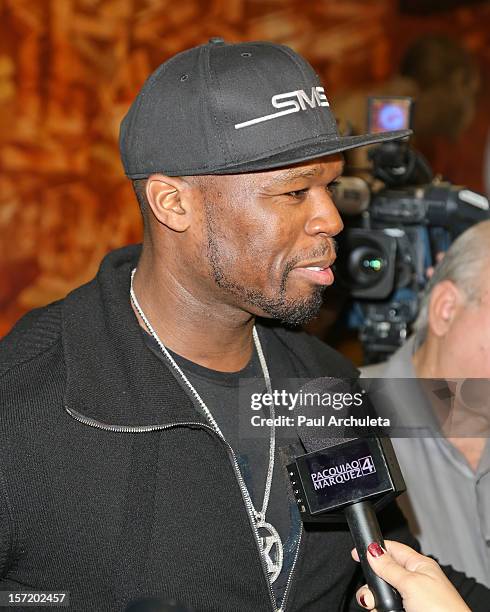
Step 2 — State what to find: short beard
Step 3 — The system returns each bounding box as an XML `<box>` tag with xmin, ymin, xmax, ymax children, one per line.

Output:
<box><xmin>204</xmin><ymin>205</ymin><xmax>327</xmax><ymax>326</ymax></box>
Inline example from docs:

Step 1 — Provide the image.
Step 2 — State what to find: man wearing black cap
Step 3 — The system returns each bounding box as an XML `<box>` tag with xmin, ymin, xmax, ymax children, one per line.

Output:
<box><xmin>0</xmin><ymin>39</ymin><xmax>488</xmax><ymax>612</ymax></box>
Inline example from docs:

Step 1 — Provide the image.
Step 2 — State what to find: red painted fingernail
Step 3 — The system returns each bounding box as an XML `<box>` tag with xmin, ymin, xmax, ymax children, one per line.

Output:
<box><xmin>368</xmin><ymin>542</ymin><xmax>384</xmax><ymax>558</ymax></box>
<box><xmin>360</xmin><ymin>594</ymin><xmax>367</xmax><ymax>607</ymax></box>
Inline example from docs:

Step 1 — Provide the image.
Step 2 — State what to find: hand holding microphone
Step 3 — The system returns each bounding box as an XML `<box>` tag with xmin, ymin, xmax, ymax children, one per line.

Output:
<box><xmin>352</xmin><ymin>540</ymin><xmax>471</xmax><ymax>612</ymax></box>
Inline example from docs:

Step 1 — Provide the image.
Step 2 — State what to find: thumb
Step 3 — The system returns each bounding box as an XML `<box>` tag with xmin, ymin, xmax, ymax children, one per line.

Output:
<box><xmin>366</xmin><ymin>542</ymin><xmax>411</xmax><ymax>589</ymax></box>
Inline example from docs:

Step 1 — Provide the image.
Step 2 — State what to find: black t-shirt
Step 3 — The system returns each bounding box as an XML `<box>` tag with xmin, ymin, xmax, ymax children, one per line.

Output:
<box><xmin>143</xmin><ymin>327</ymin><xmax>305</xmax><ymax>608</ymax></box>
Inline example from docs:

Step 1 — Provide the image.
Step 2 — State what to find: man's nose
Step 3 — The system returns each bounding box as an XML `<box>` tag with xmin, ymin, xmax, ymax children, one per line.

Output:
<box><xmin>304</xmin><ymin>192</ymin><xmax>344</xmax><ymax>237</ymax></box>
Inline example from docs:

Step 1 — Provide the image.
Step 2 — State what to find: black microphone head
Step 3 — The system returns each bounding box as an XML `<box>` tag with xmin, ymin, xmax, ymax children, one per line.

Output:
<box><xmin>298</xmin><ymin>435</ymin><xmax>353</xmax><ymax>453</ymax></box>
<box><xmin>292</xmin><ymin>376</ymin><xmax>377</xmax><ymax>453</ymax></box>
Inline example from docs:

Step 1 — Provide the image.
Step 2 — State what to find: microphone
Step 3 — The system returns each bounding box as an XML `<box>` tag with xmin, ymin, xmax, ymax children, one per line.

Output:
<box><xmin>287</xmin><ymin>433</ymin><xmax>405</xmax><ymax>612</ymax></box>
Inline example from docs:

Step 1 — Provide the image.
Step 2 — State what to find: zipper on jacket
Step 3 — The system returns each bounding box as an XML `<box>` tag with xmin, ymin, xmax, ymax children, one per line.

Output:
<box><xmin>277</xmin><ymin>525</ymin><xmax>302</xmax><ymax>612</ymax></box>
<box><xmin>64</xmin><ymin>405</ymin><xmax>302</xmax><ymax>611</ymax></box>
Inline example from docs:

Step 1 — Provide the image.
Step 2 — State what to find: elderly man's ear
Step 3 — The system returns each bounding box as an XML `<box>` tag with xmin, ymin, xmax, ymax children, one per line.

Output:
<box><xmin>145</xmin><ymin>174</ymin><xmax>197</xmax><ymax>232</ymax></box>
<box><xmin>428</xmin><ymin>280</ymin><xmax>464</xmax><ymax>336</ymax></box>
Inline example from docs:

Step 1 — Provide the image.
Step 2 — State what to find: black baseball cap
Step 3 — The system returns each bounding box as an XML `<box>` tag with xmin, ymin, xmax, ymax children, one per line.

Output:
<box><xmin>120</xmin><ymin>38</ymin><xmax>411</xmax><ymax>178</ymax></box>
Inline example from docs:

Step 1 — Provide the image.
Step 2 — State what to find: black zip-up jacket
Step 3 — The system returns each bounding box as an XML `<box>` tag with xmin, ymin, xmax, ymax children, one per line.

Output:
<box><xmin>1</xmin><ymin>245</ymin><xmax>489</xmax><ymax>611</ymax></box>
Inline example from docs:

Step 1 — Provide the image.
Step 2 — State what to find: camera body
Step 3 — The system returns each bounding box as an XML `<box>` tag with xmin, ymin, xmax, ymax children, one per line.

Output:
<box><xmin>335</xmin><ymin>97</ymin><xmax>489</xmax><ymax>363</ymax></box>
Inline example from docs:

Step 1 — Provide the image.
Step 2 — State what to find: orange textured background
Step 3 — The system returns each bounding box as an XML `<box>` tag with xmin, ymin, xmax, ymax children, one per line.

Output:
<box><xmin>1</xmin><ymin>0</ymin><xmax>489</xmax><ymax>337</ymax></box>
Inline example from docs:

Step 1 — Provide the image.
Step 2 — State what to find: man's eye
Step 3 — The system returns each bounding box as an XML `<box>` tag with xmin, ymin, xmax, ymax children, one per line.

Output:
<box><xmin>286</xmin><ymin>188</ymin><xmax>308</xmax><ymax>198</ymax></box>
<box><xmin>325</xmin><ymin>180</ymin><xmax>341</xmax><ymax>194</ymax></box>
<box><xmin>285</xmin><ymin>180</ymin><xmax>340</xmax><ymax>199</ymax></box>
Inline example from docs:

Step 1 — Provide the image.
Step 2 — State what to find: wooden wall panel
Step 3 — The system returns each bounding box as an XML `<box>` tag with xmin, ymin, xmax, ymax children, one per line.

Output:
<box><xmin>1</xmin><ymin>0</ymin><xmax>489</xmax><ymax>336</ymax></box>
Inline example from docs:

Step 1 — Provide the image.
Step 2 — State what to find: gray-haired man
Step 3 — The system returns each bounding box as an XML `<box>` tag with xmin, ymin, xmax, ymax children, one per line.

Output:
<box><xmin>362</xmin><ymin>219</ymin><xmax>490</xmax><ymax>587</ymax></box>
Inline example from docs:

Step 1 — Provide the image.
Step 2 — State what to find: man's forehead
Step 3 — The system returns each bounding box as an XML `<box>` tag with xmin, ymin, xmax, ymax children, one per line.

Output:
<box><xmin>269</xmin><ymin>159</ymin><xmax>344</xmax><ymax>181</ymax></box>
<box><xmin>189</xmin><ymin>155</ymin><xmax>344</xmax><ymax>191</ymax></box>
<box><xmin>258</xmin><ymin>155</ymin><xmax>344</xmax><ymax>184</ymax></box>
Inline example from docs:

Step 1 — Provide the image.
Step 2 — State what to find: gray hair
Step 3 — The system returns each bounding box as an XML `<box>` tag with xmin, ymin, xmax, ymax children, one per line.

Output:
<box><xmin>413</xmin><ymin>220</ymin><xmax>490</xmax><ymax>348</ymax></box>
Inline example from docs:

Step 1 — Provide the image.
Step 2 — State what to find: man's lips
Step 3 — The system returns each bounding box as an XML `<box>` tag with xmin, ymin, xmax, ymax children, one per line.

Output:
<box><xmin>291</xmin><ymin>260</ymin><xmax>335</xmax><ymax>286</ymax></box>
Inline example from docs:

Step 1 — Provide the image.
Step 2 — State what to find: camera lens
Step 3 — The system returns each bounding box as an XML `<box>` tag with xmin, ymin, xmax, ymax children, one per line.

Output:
<box><xmin>348</xmin><ymin>246</ymin><xmax>387</xmax><ymax>288</ymax></box>
<box><xmin>361</xmin><ymin>254</ymin><xmax>384</xmax><ymax>272</ymax></box>
<box><xmin>335</xmin><ymin>229</ymin><xmax>396</xmax><ymax>299</ymax></box>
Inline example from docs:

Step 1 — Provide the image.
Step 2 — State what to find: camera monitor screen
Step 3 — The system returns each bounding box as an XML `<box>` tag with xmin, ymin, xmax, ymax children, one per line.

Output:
<box><xmin>367</xmin><ymin>97</ymin><xmax>413</xmax><ymax>134</ymax></box>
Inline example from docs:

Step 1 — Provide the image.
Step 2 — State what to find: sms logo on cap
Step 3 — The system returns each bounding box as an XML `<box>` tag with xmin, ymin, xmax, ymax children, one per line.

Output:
<box><xmin>235</xmin><ymin>86</ymin><xmax>329</xmax><ymax>130</ymax></box>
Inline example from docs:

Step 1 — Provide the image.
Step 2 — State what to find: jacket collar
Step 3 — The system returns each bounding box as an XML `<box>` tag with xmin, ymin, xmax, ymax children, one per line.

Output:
<box><xmin>60</xmin><ymin>244</ymin><xmax>357</xmax><ymax>431</ymax></box>
<box><xmin>61</xmin><ymin>244</ymin><xmax>205</xmax><ymax>427</ymax></box>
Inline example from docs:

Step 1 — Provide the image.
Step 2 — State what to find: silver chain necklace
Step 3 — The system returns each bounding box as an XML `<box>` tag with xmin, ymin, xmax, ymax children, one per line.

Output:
<box><xmin>129</xmin><ymin>268</ymin><xmax>283</xmax><ymax>582</ymax></box>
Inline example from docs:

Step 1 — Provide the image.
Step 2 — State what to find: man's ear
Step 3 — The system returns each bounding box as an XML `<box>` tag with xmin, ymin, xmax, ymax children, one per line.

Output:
<box><xmin>145</xmin><ymin>174</ymin><xmax>195</xmax><ymax>232</ymax></box>
<box><xmin>428</xmin><ymin>280</ymin><xmax>464</xmax><ymax>337</ymax></box>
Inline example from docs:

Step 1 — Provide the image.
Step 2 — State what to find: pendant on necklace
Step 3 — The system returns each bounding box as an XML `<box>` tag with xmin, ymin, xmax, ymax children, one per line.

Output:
<box><xmin>256</xmin><ymin>519</ymin><xmax>284</xmax><ymax>583</ymax></box>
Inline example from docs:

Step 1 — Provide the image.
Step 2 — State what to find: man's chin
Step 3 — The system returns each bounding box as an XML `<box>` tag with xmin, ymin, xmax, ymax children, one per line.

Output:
<box><xmin>255</xmin><ymin>291</ymin><xmax>325</xmax><ymax>327</ymax></box>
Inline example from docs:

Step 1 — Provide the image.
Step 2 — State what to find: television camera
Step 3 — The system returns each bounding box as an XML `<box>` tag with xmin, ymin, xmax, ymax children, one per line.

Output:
<box><xmin>334</xmin><ymin>96</ymin><xmax>489</xmax><ymax>364</ymax></box>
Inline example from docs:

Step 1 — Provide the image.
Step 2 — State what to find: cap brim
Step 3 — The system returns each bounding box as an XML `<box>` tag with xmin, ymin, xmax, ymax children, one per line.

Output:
<box><xmin>209</xmin><ymin>129</ymin><xmax>412</xmax><ymax>174</ymax></box>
